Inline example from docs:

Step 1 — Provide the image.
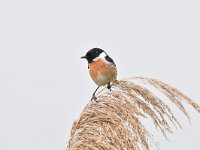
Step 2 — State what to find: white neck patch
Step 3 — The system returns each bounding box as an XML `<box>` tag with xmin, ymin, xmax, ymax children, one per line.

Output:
<box><xmin>93</xmin><ymin>52</ymin><xmax>107</xmax><ymax>61</ymax></box>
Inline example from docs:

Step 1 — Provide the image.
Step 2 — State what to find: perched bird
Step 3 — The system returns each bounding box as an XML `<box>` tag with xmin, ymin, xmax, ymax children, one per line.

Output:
<box><xmin>81</xmin><ymin>48</ymin><xmax>117</xmax><ymax>102</ymax></box>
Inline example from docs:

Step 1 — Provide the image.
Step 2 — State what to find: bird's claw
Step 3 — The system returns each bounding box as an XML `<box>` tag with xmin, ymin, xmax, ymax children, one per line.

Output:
<box><xmin>91</xmin><ymin>95</ymin><xmax>99</xmax><ymax>103</ymax></box>
<box><xmin>107</xmin><ymin>83</ymin><xmax>112</xmax><ymax>91</ymax></box>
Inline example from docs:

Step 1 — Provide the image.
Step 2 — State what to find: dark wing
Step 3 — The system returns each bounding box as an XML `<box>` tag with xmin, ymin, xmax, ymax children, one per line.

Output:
<box><xmin>105</xmin><ymin>55</ymin><xmax>116</xmax><ymax>66</ymax></box>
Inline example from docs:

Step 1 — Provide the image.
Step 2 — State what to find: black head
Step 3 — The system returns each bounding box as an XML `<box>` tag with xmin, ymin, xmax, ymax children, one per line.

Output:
<box><xmin>81</xmin><ymin>48</ymin><xmax>104</xmax><ymax>63</ymax></box>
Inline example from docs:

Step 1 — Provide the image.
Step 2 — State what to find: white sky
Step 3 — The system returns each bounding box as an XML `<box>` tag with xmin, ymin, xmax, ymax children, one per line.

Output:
<box><xmin>0</xmin><ymin>0</ymin><xmax>200</xmax><ymax>150</ymax></box>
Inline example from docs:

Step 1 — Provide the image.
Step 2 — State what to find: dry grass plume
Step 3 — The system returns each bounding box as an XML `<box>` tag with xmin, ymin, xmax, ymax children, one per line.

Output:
<box><xmin>67</xmin><ymin>77</ymin><xmax>200</xmax><ymax>150</ymax></box>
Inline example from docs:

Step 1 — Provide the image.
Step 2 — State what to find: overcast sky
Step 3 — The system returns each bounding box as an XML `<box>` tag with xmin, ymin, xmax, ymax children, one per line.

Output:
<box><xmin>0</xmin><ymin>0</ymin><xmax>200</xmax><ymax>150</ymax></box>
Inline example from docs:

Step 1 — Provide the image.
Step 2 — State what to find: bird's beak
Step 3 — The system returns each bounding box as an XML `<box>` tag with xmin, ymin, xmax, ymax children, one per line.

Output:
<box><xmin>81</xmin><ymin>56</ymin><xmax>87</xmax><ymax>59</ymax></box>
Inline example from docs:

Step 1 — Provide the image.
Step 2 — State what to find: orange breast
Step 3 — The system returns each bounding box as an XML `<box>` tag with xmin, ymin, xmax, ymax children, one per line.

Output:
<box><xmin>89</xmin><ymin>59</ymin><xmax>117</xmax><ymax>86</ymax></box>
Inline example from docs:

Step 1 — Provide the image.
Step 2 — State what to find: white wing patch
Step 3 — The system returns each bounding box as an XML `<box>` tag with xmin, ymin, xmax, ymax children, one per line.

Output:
<box><xmin>93</xmin><ymin>52</ymin><xmax>107</xmax><ymax>61</ymax></box>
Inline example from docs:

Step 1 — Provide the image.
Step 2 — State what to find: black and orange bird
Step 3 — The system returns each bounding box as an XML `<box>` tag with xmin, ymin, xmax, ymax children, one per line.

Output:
<box><xmin>81</xmin><ymin>48</ymin><xmax>117</xmax><ymax>102</ymax></box>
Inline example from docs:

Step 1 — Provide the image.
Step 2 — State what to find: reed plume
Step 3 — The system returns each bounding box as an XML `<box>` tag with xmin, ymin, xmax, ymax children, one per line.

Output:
<box><xmin>67</xmin><ymin>77</ymin><xmax>200</xmax><ymax>150</ymax></box>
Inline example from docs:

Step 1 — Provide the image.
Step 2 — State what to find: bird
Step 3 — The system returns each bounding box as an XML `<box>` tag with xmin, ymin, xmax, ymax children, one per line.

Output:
<box><xmin>81</xmin><ymin>48</ymin><xmax>117</xmax><ymax>102</ymax></box>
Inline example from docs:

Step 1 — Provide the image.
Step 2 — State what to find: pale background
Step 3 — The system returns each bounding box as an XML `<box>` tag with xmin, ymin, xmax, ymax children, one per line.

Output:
<box><xmin>0</xmin><ymin>0</ymin><xmax>200</xmax><ymax>150</ymax></box>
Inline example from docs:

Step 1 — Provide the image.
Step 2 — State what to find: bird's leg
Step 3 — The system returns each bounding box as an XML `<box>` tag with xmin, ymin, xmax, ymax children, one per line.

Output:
<box><xmin>107</xmin><ymin>82</ymin><xmax>112</xmax><ymax>91</ymax></box>
<box><xmin>91</xmin><ymin>86</ymin><xmax>100</xmax><ymax>102</ymax></box>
